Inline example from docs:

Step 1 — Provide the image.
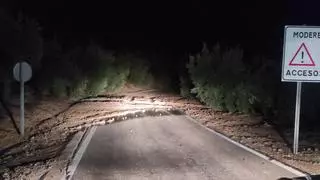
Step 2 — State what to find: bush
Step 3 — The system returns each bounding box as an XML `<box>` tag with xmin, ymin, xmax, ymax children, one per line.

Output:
<box><xmin>104</xmin><ymin>67</ymin><xmax>130</xmax><ymax>92</ymax></box>
<box><xmin>187</xmin><ymin>43</ymin><xmax>275</xmax><ymax>114</ymax></box>
<box><xmin>28</xmin><ymin>35</ymin><xmax>156</xmax><ymax>99</ymax></box>
<box><xmin>83</xmin><ymin>44</ymin><xmax>131</xmax><ymax>96</ymax></box>
<box><xmin>35</xmin><ymin>42</ymin><xmax>135</xmax><ymax>98</ymax></box>
<box><xmin>85</xmin><ymin>75</ymin><xmax>109</xmax><ymax>96</ymax></box>
<box><xmin>128</xmin><ymin>56</ymin><xmax>154</xmax><ymax>87</ymax></box>
<box><xmin>51</xmin><ymin>78</ymin><xmax>69</xmax><ymax>98</ymax></box>
<box><xmin>69</xmin><ymin>78</ymin><xmax>88</xmax><ymax>100</ymax></box>
<box><xmin>179</xmin><ymin>76</ymin><xmax>193</xmax><ymax>98</ymax></box>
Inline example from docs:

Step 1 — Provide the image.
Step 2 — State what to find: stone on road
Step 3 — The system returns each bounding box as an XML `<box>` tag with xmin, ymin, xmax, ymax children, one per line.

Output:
<box><xmin>72</xmin><ymin>115</ymin><xmax>298</xmax><ymax>180</ymax></box>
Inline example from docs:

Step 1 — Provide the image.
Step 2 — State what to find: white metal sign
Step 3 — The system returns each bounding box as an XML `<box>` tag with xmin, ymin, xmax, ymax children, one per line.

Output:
<box><xmin>281</xmin><ymin>26</ymin><xmax>320</xmax><ymax>154</ymax></box>
<box><xmin>13</xmin><ymin>61</ymin><xmax>32</xmax><ymax>137</ymax></box>
<box><xmin>13</xmin><ymin>62</ymin><xmax>32</xmax><ymax>82</ymax></box>
<box><xmin>282</xmin><ymin>26</ymin><xmax>320</xmax><ymax>82</ymax></box>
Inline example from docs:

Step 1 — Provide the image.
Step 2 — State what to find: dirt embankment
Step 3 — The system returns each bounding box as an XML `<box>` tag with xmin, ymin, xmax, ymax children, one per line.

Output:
<box><xmin>0</xmin><ymin>86</ymin><xmax>319</xmax><ymax>179</ymax></box>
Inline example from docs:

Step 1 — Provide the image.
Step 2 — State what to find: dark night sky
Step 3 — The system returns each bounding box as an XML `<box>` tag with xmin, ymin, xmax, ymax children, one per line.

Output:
<box><xmin>2</xmin><ymin>0</ymin><xmax>320</xmax><ymax>57</ymax></box>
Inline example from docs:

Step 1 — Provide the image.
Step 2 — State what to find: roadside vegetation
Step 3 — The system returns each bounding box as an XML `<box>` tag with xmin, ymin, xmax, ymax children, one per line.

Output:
<box><xmin>0</xmin><ymin>8</ymin><xmax>319</xmax><ymax>131</ymax></box>
<box><xmin>186</xmin><ymin>43</ymin><xmax>277</xmax><ymax>115</ymax></box>
<box><xmin>182</xmin><ymin>42</ymin><xmax>320</xmax><ymax>131</ymax></box>
<box><xmin>0</xmin><ymin>10</ymin><xmax>156</xmax><ymax>108</ymax></box>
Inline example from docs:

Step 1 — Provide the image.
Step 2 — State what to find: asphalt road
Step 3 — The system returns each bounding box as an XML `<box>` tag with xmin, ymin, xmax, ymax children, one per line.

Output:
<box><xmin>72</xmin><ymin>115</ymin><xmax>300</xmax><ymax>180</ymax></box>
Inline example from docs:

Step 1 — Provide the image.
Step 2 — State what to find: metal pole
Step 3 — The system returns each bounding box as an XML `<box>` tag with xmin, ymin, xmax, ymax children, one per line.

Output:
<box><xmin>293</xmin><ymin>82</ymin><xmax>302</xmax><ymax>154</ymax></box>
<box><xmin>19</xmin><ymin>62</ymin><xmax>24</xmax><ymax>137</ymax></box>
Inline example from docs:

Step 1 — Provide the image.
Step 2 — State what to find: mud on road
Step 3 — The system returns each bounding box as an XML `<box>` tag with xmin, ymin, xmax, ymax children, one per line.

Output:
<box><xmin>0</xmin><ymin>87</ymin><xmax>319</xmax><ymax>179</ymax></box>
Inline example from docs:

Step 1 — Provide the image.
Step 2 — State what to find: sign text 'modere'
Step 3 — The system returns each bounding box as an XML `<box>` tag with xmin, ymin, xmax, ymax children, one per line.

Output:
<box><xmin>293</xmin><ymin>31</ymin><xmax>320</xmax><ymax>39</ymax></box>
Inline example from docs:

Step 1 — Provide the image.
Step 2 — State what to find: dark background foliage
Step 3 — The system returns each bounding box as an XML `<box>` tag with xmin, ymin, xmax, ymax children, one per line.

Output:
<box><xmin>0</xmin><ymin>0</ymin><xmax>320</xmax><ymax>131</ymax></box>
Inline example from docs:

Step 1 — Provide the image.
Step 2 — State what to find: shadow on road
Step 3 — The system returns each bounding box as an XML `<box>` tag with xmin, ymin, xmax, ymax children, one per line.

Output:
<box><xmin>278</xmin><ymin>174</ymin><xmax>320</xmax><ymax>180</ymax></box>
<box><xmin>0</xmin><ymin>98</ymin><xmax>19</xmax><ymax>134</ymax></box>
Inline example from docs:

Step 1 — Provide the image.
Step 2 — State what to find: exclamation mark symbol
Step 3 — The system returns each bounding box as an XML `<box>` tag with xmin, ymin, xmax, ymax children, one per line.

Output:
<box><xmin>301</xmin><ymin>51</ymin><xmax>304</xmax><ymax>64</ymax></box>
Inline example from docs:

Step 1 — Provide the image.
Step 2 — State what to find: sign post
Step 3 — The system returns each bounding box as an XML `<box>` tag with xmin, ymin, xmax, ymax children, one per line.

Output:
<box><xmin>293</xmin><ymin>82</ymin><xmax>302</xmax><ymax>154</ymax></box>
<box><xmin>282</xmin><ymin>26</ymin><xmax>320</xmax><ymax>154</ymax></box>
<box><xmin>13</xmin><ymin>61</ymin><xmax>32</xmax><ymax>137</ymax></box>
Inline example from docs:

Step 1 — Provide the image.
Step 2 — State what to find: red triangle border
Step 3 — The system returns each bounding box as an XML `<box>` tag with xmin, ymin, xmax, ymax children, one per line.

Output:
<box><xmin>289</xmin><ymin>43</ymin><xmax>315</xmax><ymax>66</ymax></box>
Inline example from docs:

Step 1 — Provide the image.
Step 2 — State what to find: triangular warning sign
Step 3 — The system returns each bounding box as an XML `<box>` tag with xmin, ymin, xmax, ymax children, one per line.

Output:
<box><xmin>289</xmin><ymin>43</ymin><xmax>315</xmax><ymax>66</ymax></box>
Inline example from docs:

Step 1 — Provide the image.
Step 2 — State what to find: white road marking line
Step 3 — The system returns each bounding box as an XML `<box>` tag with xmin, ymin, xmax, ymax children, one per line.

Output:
<box><xmin>185</xmin><ymin>116</ymin><xmax>310</xmax><ymax>178</ymax></box>
<box><xmin>63</xmin><ymin>126</ymin><xmax>97</xmax><ymax>180</ymax></box>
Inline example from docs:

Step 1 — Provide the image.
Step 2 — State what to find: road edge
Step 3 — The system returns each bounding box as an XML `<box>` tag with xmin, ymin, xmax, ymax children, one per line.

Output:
<box><xmin>62</xmin><ymin>126</ymin><xmax>97</xmax><ymax>180</ymax></box>
<box><xmin>184</xmin><ymin>115</ymin><xmax>311</xmax><ymax>179</ymax></box>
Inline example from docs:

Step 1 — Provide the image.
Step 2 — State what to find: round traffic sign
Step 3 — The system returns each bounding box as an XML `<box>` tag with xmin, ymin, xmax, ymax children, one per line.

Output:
<box><xmin>13</xmin><ymin>61</ymin><xmax>32</xmax><ymax>82</ymax></box>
